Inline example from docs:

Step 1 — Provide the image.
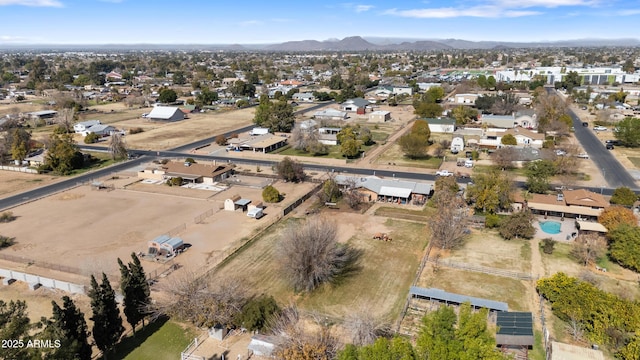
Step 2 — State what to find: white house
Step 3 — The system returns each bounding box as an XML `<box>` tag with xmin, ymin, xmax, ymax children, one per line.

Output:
<box><xmin>147</xmin><ymin>106</ymin><xmax>185</xmax><ymax>122</ymax></box>
<box><xmin>369</xmin><ymin>110</ymin><xmax>391</xmax><ymax>123</ymax></box>
<box><xmin>314</xmin><ymin>108</ymin><xmax>348</xmax><ymax>121</ymax></box>
<box><xmin>74</xmin><ymin>120</ymin><xmax>101</xmax><ymax>134</ymax></box>
<box><xmin>452</xmin><ymin>93</ymin><xmax>479</xmax><ymax>105</ymax></box>
<box><xmin>451</xmin><ymin>136</ymin><xmax>464</xmax><ymax>153</ymax></box>
<box><xmin>81</xmin><ymin>124</ymin><xmax>116</xmax><ymax>137</ymax></box>
<box><xmin>341</xmin><ymin>98</ymin><xmax>370</xmax><ymax>113</ymax></box>
<box><xmin>480</xmin><ymin>114</ymin><xmax>517</xmax><ymax>129</ymax></box>
<box><xmin>424</xmin><ymin>118</ymin><xmax>456</xmax><ymax>133</ymax></box>
<box><xmin>292</xmin><ymin>92</ymin><xmax>315</xmax><ymax>102</ymax></box>
<box><xmin>479</xmin><ymin>128</ymin><xmax>544</xmax><ymax>148</ymax></box>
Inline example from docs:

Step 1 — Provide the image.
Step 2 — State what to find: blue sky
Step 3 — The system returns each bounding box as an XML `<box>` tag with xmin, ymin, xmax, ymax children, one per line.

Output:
<box><xmin>0</xmin><ymin>0</ymin><xmax>639</xmax><ymax>44</ymax></box>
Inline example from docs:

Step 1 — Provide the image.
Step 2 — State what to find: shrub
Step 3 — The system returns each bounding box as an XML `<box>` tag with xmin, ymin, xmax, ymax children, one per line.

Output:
<box><xmin>166</xmin><ymin>177</ymin><xmax>183</xmax><ymax>186</ymax></box>
<box><xmin>485</xmin><ymin>213</ymin><xmax>501</xmax><ymax>228</ymax></box>
<box><xmin>262</xmin><ymin>185</ymin><xmax>281</xmax><ymax>203</ymax></box>
<box><xmin>541</xmin><ymin>238</ymin><xmax>556</xmax><ymax>254</ymax></box>
<box><xmin>84</xmin><ymin>132</ymin><xmax>100</xmax><ymax>144</ymax></box>
<box><xmin>0</xmin><ymin>211</ymin><xmax>16</xmax><ymax>223</ymax></box>
<box><xmin>235</xmin><ymin>295</ymin><xmax>280</xmax><ymax>332</ymax></box>
<box><xmin>610</xmin><ymin>187</ymin><xmax>638</xmax><ymax>207</ymax></box>
<box><xmin>0</xmin><ymin>235</ymin><xmax>15</xmax><ymax>249</ymax></box>
<box><xmin>185</xmin><ymin>158</ymin><xmax>196</xmax><ymax>164</ymax></box>
<box><xmin>215</xmin><ymin>135</ymin><xmax>227</xmax><ymax>146</ymax></box>
<box><xmin>129</xmin><ymin>127</ymin><xmax>144</xmax><ymax>134</ymax></box>
<box><xmin>498</xmin><ymin>210</ymin><xmax>535</xmax><ymax>240</ymax></box>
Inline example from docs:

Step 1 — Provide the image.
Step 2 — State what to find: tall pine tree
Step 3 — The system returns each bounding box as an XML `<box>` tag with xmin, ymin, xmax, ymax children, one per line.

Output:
<box><xmin>118</xmin><ymin>253</ymin><xmax>151</xmax><ymax>335</ymax></box>
<box><xmin>89</xmin><ymin>273</ymin><xmax>124</xmax><ymax>360</ymax></box>
<box><xmin>41</xmin><ymin>296</ymin><xmax>92</xmax><ymax>360</ymax></box>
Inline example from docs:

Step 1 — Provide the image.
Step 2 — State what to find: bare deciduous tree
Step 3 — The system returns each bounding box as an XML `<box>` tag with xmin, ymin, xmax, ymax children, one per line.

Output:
<box><xmin>155</xmin><ymin>269</ymin><xmax>248</xmax><ymax>329</ymax></box>
<box><xmin>428</xmin><ymin>189</ymin><xmax>469</xmax><ymax>249</ymax></box>
<box><xmin>491</xmin><ymin>147</ymin><xmax>517</xmax><ymax>170</ymax></box>
<box><xmin>342</xmin><ymin>177</ymin><xmax>364</xmax><ymax>209</ymax></box>
<box><xmin>55</xmin><ymin>108</ymin><xmax>75</xmax><ymax>132</ymax></box>
<box><xmin>277</xmin><ymin>218</ymin><xmax>361</xmax><ymax>292</ymax></box>
<box><xmin>567</xmin><ymin>312</ymin><xmax>584</xmax><ymax>341</ymax></box>
<box><xmin>108</xmin><ymin>133</ymin><xmax>128</xmax><ymax>160</ymax></box>
<box><xmin>290</xmin><ymin>125</ymin><xmax>307</xmax><ymax>150</ymax></box>
<box><xmin>271</xmin><ymin>305</ymin><xmax>339</xmax><ymax>360</ymax></box>
<box><xmin>344</xmin><ymin>306</ymin><xmax>390</xmax><ymax>346</ymax></box>
<box><xmin>571</xmin><ymin>233</ymin><xmax>607</xmax><ymax>266</ymax></box>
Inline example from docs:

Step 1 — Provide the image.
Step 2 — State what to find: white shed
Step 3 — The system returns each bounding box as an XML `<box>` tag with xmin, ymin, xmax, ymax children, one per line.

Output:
<box><xmin>451</xmin><ymin>136</ymin><xmax>464</xmax><ymax>153</ymax></box>
<box><xmin>224</xmin><ymin>194</ymin><xmax>241</xmax><ymax>211</ymax></box>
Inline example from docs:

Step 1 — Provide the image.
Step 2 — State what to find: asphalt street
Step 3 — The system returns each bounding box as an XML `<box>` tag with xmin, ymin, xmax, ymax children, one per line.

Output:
<box><xmin>548</xmin><ymin>88</ymin><xmax>638</xmax><ymax>189</ymax></box>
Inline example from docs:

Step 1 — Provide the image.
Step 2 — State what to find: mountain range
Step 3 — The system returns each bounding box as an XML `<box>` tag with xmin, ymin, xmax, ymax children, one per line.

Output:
<box><xmin>2</xmin><ymin>36</ymin><xmax>640</xmax><ymax>51</ymax></box>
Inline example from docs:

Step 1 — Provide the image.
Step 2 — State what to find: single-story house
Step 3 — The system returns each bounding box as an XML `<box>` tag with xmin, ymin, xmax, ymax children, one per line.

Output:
<box><xmin>314</xmin><ymin>108</ymin><xmax>348</xmax><ymax>121</ymax></box>
<box><xmin>27</xmin><ymin>110</ymin><xmax>58</xmax><ymax>123</ymax></box>
<box><xmin>374</xmin><ymin>88</ymin><xmax>393</xmax><ymax>98</ymax></box>
<box><xmin>81</xmin><ymin>124</ymin><xmax>117</xmax><ymax>137</ymax></box>
<box><xmin>292</xmin><ymin>92</ymin><xmax>315</xmax><ymax>102</ymax></box>
<box><xmin>376</xmin><ymin>85</ymin><xmax>413</xmax><ymax>97</ymax></box>
<box><xmin>513</xmin><ymin>189</ymin><xmax>608</xmax><ymax>220</ymax></box>
<box><xmin>563</xmin><ymin>189</ymin><xmax>609</xmax><ymax>209</ymax></box>
<box><xmin>232</xmin><ymin>134</ymin><xmax>288</xmax><ymax>153</ymax></box>
<box><xmin>74</xmin><ymin>120</ymin><xmax>102</xmax><ymax>134</ymax></box>
<box><xmin>425</xmin><ymin>118</ymin><xmax>456</xmax><ymax>133</ymax></box>
<box><xmin>318</xmin><ymin>133</ymin><xmax>338</xmax><ymax>145</ymax></box>
<box><xmin>480</xmin><ymin>114</ymin><xmax>517</xmax><ymax>129</ymax></box>
<box><xmin>341</xmin><ymin>98</ymin><xmax>370</xmax><ymax>113</ymax></box>
<box><xmin>138</xmin><ymin>161</ymin><xmax>234</xmax><ymax>184</ymax></box>
<box><xmin>369</xmin><ymin>110</ymin><xmax>391</xmax><ymax>123</ymax></box>
<box><xmin>515</xmin><ymin>110</ymin><xmax>538</xmax><ymax>128</ymax></box>
<box><xmin>479</xmin><ymin>128</ymin><xmax>544</xmax><ymax>149</ymax></box>
<box><xmin>105</xmin><ymin>71</ymin><xmax>122</xmax><ymax>80</ymax></box>
<box><xmin>25</xmin><ymin>149</ymin><xmax>47</xmax><ymax>167</ymax></box>
<box><xmin>146</xmin><ymin>106</ymin><xmax>185</xmax><ymax>122</ymax></box>
<box><xmin>335</xmin><ymin>175</ymin><xmax>433</xmax><ymax>206</ymax></box>
<box><xmin>452</xmin><ymin>93</ymin><xmax>479</xmax><ymax>105</ymax></box>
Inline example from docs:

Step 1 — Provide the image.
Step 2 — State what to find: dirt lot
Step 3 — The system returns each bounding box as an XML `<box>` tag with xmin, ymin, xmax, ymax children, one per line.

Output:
<box><xmin>0</xmin><ymin>171</ymin><xmax>60</xmax><ymax>198</ymax></box>
<box><xmin>0</xmin><ymin>174</ymin><xmax>315</xmax><ymax>285</ymax></box>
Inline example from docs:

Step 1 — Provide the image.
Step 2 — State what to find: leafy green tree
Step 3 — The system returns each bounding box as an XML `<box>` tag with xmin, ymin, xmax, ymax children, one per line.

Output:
<box><xmin>321</xmin><ymin>179</ymin><xmax>341</xmax><ymax>203</ymax></box>
<box><xmin>229</xmin><ymin>80</ymin><xmax>255</xmax><ymax>97</ymax></box>
<box><xmin>618</xmin><ymin>335</ymin><xmax>640</xmax><ymax>360</ymax></box>
<box><xmin>10</xmin><ymin>128</ymin><xmax>31</xmax><ymax>162</ymax></box>
<box><xmin>486</xmin><ymin>75</ymin><xmax>497</xmax><ymax>90</ymax></box>
<box><xmin>607</xmin><ymin>224</ymin><xmax>640</xmax><ymax>272</ymax></box>
<box><xmin>466</xmin><ymin>170</ymin><xmax>513</xmax><ymax>213</ymax></box>
<box><xmin>46</xmin><ymin>133</ymin><xmax>84</xmax><ymax>175</ymax></box>
<box><xmin>341</xmin><ymin>138</ymin><xmax>361</xmax><ymax>158</ymax></box>
<box><xmin>475</xmin><ymin>95</ymin><xmax>496</xmax><ymax>112</ymax></box>
<box><xmin>339</xmin><ymin>337</ymin><xmax>416</xmax><ymax>360</ymax></box>
<box><xmin>84</xmin><ymin>132</ymin><xmax>99</xmax><ymax>144</ymax></box>
<box><xmin>89</xmin><ymin>273</ymin><xmax>124</xmax><ymax>359</ymax></box>
<box><xmin>500</xmin><ymin>133</ymin><xmax>517</xmax><ymax>146</ymax></box>
<box><xmin>262</xmin><ymin>185</ymin><xmax>281</xmax><ymax>203</ymax></box>
<box><xmin>172</xmin><ymin>71</ymin><xmax>186</xmax><ymax>85</ymax></box>
<box><xmin>0</xmin><ymin>300</ymin><xmax>34</xmax><ymax>360</ymax></box>
<box><xmin>275</xmin><ymin>157</ymin><xmax>305</xmax><ymax>182</ymax></box>
<box><xmin>41</xmin><ymin>296</ymin><xmax>92</xmax><ymax>360</ymax></box>
<box><xmin>561</xmin><ymin>71</ymin><xmax>581</xmax><ymax>92</ymax></box>
<box><xmin>451</xmin><ymin>106</ymin><xmax>478</xmax><ymax>125</ymax></box>
<box><xmin>196</xmin><ymin>87</ymin><xmax>219</xmax><ymax>107</ymax></box>
<box><xmin>253</xmin><ymin>97</ymin><xmax>295</xmax><ymax>132</ymax></box>
<box><xmin>158</xmin><ymin>88</ymin><xmax>177</xmax><ymax>103</ymax></box>
<box><xmin>414</xmin><ymin>102</ymin><xmax>443</xmax><ymax>118</ymax></box>
<box><xmin>614</xmin><ymin>117</ymin><xmax>640</xmax><ymax>147</ymax></box>
<box><xmin>498</xmin><ymin>210</ymin><xmax>535</xmax><ymax>240</ymax></box>
<box><xmin>235</xmin><ymin>295</ymin><xmax>280</xmax><ymax>332</ymax></box>
<box><xmin>623</xmin><ymin>59</ymin><xmax>636</xmax><ymax>74</ymax></box>
<box><xmin>118</xmin><ymin>253</ymin><xmax>151</xmax><ymax>335</ymax></box>
<box><xmin>477</xmin><ymin>74</ymin><xmax>488</xmax><ymax>89</ymax></box>
<box><xmin>337</xmin><ymin>126</ymin><xmax>357</xmax><ymax>145</ymax></box>
<box><xmin>525</xmin><ymin>159</ymin><xmax>556</xmax><ymax>193</ymax></box>
<box><xmin>610</xmin><ymin>187</ymin><xmax>638</xmax><ymax>206</ymax></box>
<box><xmin>399</xmin><ymin>133</ymin><xmax>429</xmax><ymax>159</ymax></box>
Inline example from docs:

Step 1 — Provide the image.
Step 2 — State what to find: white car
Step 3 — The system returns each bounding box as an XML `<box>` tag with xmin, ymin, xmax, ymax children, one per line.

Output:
<box><xmin>594</xmin><ymin>126</ymin><xmax>608</xmax><ymax>131</ymax></box>
<box><xmin>577</xmin><ymin>153</ymin><xmax>590</xmax><ymax>159</ymax></box>
<box><xmin>436</xmin><ymin>170</ymin><xmax>454</xmax><ymax>177</ymax></box>
<box><xmin>555</xmin><ymin>149</ymin><xmax>567</xmax><ymax>156</ymax></box>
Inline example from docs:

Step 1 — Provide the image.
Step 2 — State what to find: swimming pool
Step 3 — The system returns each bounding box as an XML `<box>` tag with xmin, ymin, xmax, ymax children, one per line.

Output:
<box><xmin>539</xmin><ymin>220</ymin><xmax>562</xmax><ymax>235</ymax></box>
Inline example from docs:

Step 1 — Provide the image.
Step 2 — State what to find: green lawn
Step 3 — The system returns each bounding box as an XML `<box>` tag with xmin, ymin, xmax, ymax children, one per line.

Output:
<box><xmin>113</xmin><ymin>318</ymin><xmax>196</xmax><ymax>360</ymax></box>
<box><xmin>67</xmin><ymin>151</ymin><xmax>120</xmax><ymax>176</ymax></box>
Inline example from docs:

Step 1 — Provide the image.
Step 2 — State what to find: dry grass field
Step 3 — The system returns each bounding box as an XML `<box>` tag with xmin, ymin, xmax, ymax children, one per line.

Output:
<box><xmin>213</xmin><ymin>214</ymin><xmax>428</xmax><ymax>322</ymax></box>
<box><xmin>0</xmin><ymin>171</ymin><xmax>60</xmax><ymax>198</ymax></box>
<box><xmin>0</xmin><ymin>174</ymin><xmax>314</xmax><ymax>284</ymax></box>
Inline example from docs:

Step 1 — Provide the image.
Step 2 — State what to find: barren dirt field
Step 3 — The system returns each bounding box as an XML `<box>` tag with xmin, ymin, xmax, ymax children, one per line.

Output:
<box><xmin>0</xmin><ymin>171</ymin><xmax>60</xmax><ymax>198</ymax></box>
<box><xmin>0</xmin><ymin>175</ymin><xmax>314</xmax><ymax>286</ymax></box>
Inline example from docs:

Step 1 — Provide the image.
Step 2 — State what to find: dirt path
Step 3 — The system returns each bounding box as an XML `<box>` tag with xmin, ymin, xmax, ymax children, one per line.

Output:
<box><xmin>361</xmin><ymin>119</ymin><xmax>415</xmax><ymax>166</ymax></box>
<box><xmin>527</xmin><ymin>238</ymin><xmax>543</xmax><ymax>330</ymax></box>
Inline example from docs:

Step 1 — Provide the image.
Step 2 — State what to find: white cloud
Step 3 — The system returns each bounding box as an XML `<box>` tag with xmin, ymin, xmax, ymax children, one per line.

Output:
<box><xmin>385</xmin><ymin>6</ymin><xmax>539</xmax><ymax>18</ymax></box>
<box><xmin>618</xmin><ymin>8</ymin><xmax>640</xmax><ymax>15</ymax></box>
<box><xmin>239</xmin><ymin>20</ymin><xmax>262</xmax><ymax>26</ymax></box>
<box><xmin>384</xmin><ymin>0</ymin><xmax>598</xmax><ymax>19</ymax></box>
<box><xmin>0</xmin><ymin>0</ymin><xmax>63</xmax><ymax>6</ymax></box>
<box><xmin>342</xmin><ymin>3</ymin><xmax>374</xmax><ymax>13</ymax></box>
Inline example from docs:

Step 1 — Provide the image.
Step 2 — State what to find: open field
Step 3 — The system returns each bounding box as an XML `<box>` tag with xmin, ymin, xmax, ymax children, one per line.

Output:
<box><xmin>0</xmin><ymin>170</ymin><xmax>60</xmax><ymax>198</ymax></box>
<box><xmin>213</xmin><ymin>214</ymin><xmax>428</xmax><ymax>322</ymax></box>
<box><xmin>373</xmin><ymin>143</ymin><xmax>443</xmax><ymax>169</ymax></box>
<box><xmin>114</xmin><ymin>318</ymin><xmax>196</xmax><ymax>360</ymax></box>
<box><xmin>0</xmin><ymin>172</ymin><xmax>314</xmax><ymax>284</ymax></box>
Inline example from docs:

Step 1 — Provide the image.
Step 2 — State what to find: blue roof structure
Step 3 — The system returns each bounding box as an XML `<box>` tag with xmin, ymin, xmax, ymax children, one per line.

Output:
<box><xmin>410</xmin><ymin>286</ymin><xmax>508</xmax><ymax>312</ymax></box>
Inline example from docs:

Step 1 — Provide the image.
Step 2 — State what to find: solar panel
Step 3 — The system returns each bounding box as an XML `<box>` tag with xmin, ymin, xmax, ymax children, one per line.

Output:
<box><xmin>496</xmin><ymin>312</ymin><xmax>534</xmax><ymax>336</ymax></box>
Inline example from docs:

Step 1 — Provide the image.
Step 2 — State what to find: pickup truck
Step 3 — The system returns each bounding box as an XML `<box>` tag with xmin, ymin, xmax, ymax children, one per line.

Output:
<box><xmin>436</xmin><ymin>170</ymin><xmax>454</xmax><ymax>177</ymax></box>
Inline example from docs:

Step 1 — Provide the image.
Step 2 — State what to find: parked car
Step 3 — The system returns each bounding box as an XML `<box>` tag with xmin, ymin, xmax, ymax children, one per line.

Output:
<box><xmin>436</xmin><ymin>170</ymin><xmax>454</xmax><ymax>177</ymax></box>
<box><xmin>555</xmin><ymin>149</ymin><xmax>567</xmax><ymax>156</ymax></box>
<box><xmin>594</xmin><ymin>126</ymin><xmax>608</xmax><ymax>131</ymax></box>
<box><xmin>577</xmin><ymin>153</ymin><xmax>590</xmax><ymax>159</ymax></box>
<box><xmin>247</xmin><ymin>207</ymin><xmax>264</xmax><ymax>219</ymax></box>
<box><xmin>582</xmin><ymin>122</ymin><xmax>589</xmax><ymax>127</ymax></box>
<box><xmin>606</xmin><ymin>143</ymin><xmax>614</xmax><ymax>150</ymax></box>
<box><xmin>605</xmin><ymin>139</ymin><xmax>621</xmax><ymax>145</ymax></box>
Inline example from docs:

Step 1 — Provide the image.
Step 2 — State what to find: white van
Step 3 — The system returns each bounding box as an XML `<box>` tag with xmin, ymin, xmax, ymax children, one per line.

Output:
<box><xmin>247</xmin><ymin>208</ymin><xmax>264</xmax><ymax>219</ymax></box>
<box><xmin>464</xmin><ymin>159</ymin><xmax>473</xmax><ymax>168</ymax></box>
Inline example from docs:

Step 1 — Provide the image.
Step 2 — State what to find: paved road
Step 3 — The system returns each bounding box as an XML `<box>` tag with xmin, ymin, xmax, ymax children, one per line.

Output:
<box><xmin>548</xmin><ymin>88</ymin><xmax>638</xmax><ymax>189</ymax></box>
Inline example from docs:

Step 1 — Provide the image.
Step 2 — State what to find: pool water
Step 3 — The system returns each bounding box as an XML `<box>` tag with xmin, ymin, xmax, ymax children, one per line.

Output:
<box><xmin>539</xmin><ymin>220</ymin><xmax>562</xmax><ymax>234</ymax></box>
